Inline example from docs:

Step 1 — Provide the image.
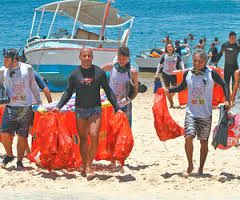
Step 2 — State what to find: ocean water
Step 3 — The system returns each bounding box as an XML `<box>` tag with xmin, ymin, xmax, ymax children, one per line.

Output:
<box><xmin>0</xmin><ymin>0</ymin><xmax>240</xmax><ymax>68</ymax></box>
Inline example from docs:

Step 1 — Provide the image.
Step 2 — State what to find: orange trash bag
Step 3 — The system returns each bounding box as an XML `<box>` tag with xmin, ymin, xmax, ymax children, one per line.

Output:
<box><xmin>174</xmin><ymin>70</ymin><xmax>188</xmax><ymax>106</ymax></box>
<box><xmin>38</xmin><ymin>112</ymin><xmax>59</xmax><ymax>170</ymax></box>
<box><xmin>107</xmin><ymin>112</ymin><xmax>134</xmax><ymax>166</ymax></box>
<box><xmin>111</xmin><ymin>112</ymin><xmax>134</xmax><ymax>166</ymax></box>
<box><xmin>152</xmin><ymin>88</ymin><xmax>184</xmax><ymax>141</ymax></box>
<box><xmin>54</xmin><ymin>114</ymin><xmax>74</xmax><ymax>169</ymax></box>
<box><xmin>95</xmin><ymin>105</ymin><xmax>112</xmax><ymax>161</ymax></box>
<box><xmin>60</xmin><ymin>112</ymin><xmax>82</xmax><ymax>167</ymax></box>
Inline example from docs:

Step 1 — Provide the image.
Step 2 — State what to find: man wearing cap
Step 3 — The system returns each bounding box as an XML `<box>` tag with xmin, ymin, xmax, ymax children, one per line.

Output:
<box><xmin>0</xmin><ymin>48</ymin><xmax>41</xmax><ymax>168</ymax></box>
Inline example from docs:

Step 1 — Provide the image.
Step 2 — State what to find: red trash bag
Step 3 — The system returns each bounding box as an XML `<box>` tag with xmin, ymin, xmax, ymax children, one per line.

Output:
<box><xmin>106</xmin><ymin>107</ymin><xmax>121</xmax><ymax>160</ymax></box>
<box><xmin>38</xmin><ymin>113</ymin><xmax>59</xmax><ymax>170</ymax></box>
<box><xmin>153</xmin><ymin>88</ymin><xmax>184</xmax><ymax>141</ymax></box>
<box><xmin>111</xmin><ymin>112</ymin><xmax>134</xmax><ymax>166</ymax></box>
<box><xmin>95</xmin><ymin>106</ymin><xmax>112</xmax><ymax>161</ymax></box>
<box><xmin>63</xmin><ymin>111</ymin><xmax>78</xmax><ymax>136</ymax></box>
<box><xmin>31</xmin><ymin>112</ymin><xmax>42</xmax><ymax>153</ymax></box>
<box><xmin>174</xmin><ymin>70</ymin><xmax>188</xmax><ymax>106</ymax></box>
<box><xmin>54</xmin><ymin>114</ymin><xmax>74</xmax><ymax>169</ymax></box>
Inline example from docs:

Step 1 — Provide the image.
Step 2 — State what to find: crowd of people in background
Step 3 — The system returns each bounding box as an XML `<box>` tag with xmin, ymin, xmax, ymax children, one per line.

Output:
<box><xmin>161</xmin><ymin>32</ymin><xmax>240</xmax><ymax>69</ymax></box>
<box><xmin>155</xmin><ymin>31</ymin><xmax>240</xmax><ymax>108</ymax></box>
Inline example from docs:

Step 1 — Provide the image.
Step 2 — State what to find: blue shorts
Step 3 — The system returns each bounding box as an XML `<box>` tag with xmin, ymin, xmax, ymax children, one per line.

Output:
<box><xmin>75</xmin><ymin>106</ymin><xmax>102</xmax><ymax>120</ymax></box>
<box><xmin>120</xmin><ymin>102</ymin><xmax>132</xmax><ymax>128</ymax></box>
<box><xmin>1</xmin><ymin>105</ymin><xmax>32</xmax><ymax>138</ymax></box>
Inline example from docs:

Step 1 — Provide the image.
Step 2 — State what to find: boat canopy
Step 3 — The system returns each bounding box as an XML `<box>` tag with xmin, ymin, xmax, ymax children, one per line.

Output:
<box><xmin>34</xmin><ymin>0</ymin><xmax>133</xmax><ymax>27</ymax></box>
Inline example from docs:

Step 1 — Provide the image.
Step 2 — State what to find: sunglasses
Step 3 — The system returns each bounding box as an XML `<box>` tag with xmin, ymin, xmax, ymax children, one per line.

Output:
<box><xmin>2</xmin><ymin>48</ymin><xmax>18</xmax><ymax>58</ymax></box>
<box><xmin>191</xmin><ymin>69</ymin><xmax>205</xmax><ymax>76</ymax></box>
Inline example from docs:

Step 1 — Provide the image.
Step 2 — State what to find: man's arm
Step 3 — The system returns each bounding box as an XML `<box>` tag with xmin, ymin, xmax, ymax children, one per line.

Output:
<box><xmin>192</xmin><ymin>44</ymin><xmax>199</xmax><ymax>49</ymax></box>
<box><xmin>155</xmin><ymin>55</ymin><xmax>165</xmax><ymax>76</ymax></box>
<box><xmin>217</xmin><ymin>44</ymin><xmax>224</xmax><ymax>63</ymax></box>
<box><xmin>34</xmin><ymin>71</ymin><xmax>52</xmax><ymax>103</ymax></box>
<box><xmin>42</xmin><ymin>87</ymin><xmax>52</xmax><ymax>103</ymax></box>
<box><xmin>56</xmin><ymin>75</ymin><xmax>74</xmax><ymax>109</ymax></box>
<box><xmin>168</xmin><ymin>70</ymin><xmax>188</xmax><ymax>93</ymax></box>
<box><xmin>0</xmin><ymin>67</ymin><xmax>4</xmax><ymax>86</ymax></box>
<box><xmin>130</xmin><ymin>66</ymin><xmax>138</xmax><ymax>101</ymax></box>
<box><xmin>232</xmin><ymin>70</ymin><xmax>239</xmax><ymax>104</ymax></box>
<box><xmin>101</xmin><ymin>62</ymin><xmax>114</xmax><ymax>72</ymax></box>
<box><xmin>28</xmin><ymin>66</ymin><xmax>42</xmax><ymax>104</ymax></box>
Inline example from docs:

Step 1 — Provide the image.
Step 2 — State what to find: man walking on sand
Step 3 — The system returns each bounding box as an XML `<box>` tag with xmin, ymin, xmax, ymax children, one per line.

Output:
<box><xmin>52</xmin><ymin>47</ymin><xmax>121</xmax><ymax>179</ymax></box>
<box><xmin>165</xmin><ymin>50</ymin><xmax>230</xmax><ymax>177</ymax></box>
<box><xmin>0</xmin><ymin>48</ymin><xmax>41</xmax><ymax>169</ymax></box>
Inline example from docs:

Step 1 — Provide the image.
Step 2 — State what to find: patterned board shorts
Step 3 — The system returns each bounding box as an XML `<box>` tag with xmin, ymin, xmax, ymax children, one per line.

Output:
<box><xmin>75</xmin><ymin>106</ymin><xmax>102</xmax><ymax>120</ymax></box>
<box><xmin>184</xmin><ymin>112</ymin><xmax>212</xmax><ymax>141</ymax></box>
<box><xmin>0</xmin><ymin>105</ymin><xmax>32</xmax><ymax>138</ymax></box>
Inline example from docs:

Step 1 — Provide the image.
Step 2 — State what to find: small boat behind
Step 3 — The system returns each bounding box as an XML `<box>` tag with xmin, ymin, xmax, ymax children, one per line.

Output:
<box><xmin>24</xmin><ymin>0</ymin><xmax>134</xmax><ymax>91</ymax></box>
<box><xmin>135</xmin><ymin>46</ymin><xmax>191</xmax><ymax>71</ymax></box>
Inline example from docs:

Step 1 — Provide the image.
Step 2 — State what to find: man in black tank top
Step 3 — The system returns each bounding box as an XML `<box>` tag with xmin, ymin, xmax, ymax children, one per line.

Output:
<box><xmin>53</xmin><ymin>47</ymin><xmax>120</xmax><ymax>178</ymax></box>
<box><xmin>217</xmin><ymin>31</ymin><xmax>240</xmax><ymax>90</ymax></box>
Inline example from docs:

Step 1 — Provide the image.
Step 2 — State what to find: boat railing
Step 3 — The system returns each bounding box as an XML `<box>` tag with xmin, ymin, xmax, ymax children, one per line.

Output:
<box><xmin>25</xmin><ymin>38</ymin><xmax>122</xmax><ymax>49</ymax></box>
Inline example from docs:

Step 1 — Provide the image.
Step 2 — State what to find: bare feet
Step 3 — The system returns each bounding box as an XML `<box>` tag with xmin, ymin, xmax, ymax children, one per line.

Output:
<box><xmin>198</xmin><ymin>168</ymin><xmax>204</xmax><ymax>177</ymax></box>
<box><xmin>107</xmin><ymin>161</ymin><xmax>116</xmax><ymax>169</ymax></box>
<box><xmin>107</xmin><ymin>160</ymin><xmax>123</xmax><ymax>172</ymax></box>
<box><xmin>86</xmin><ymin>167</ymin><xmax>96</xmax><ymax>181</ymax></box>
<box><xmin>183</xmin><ymin>165</ymin><xmax>194</xmax><ymax>178</ymax></box>
<box><xmin>170</xmin><ymin>103</ymin><xmax>174</xmax><ymax>108</ymax></box>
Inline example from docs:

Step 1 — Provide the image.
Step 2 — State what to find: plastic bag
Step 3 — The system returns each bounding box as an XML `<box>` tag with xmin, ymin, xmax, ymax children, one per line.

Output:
<box><xmin>152</xmin><ymin>88</ymin><xmax>184</xmax><ymax>141</ymax></box>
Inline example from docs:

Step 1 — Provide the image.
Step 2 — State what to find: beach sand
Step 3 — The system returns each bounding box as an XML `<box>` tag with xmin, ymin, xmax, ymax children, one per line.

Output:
<box><xmin>0</xmin><ymin>77</ymin><xmax>240</xmax><ymax>200</ymax></box>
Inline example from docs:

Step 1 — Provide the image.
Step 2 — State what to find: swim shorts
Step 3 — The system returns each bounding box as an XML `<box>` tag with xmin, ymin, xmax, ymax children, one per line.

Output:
<box><xmin>75</xmin><ymin>106</ymin><xmax>102</xmax><ymax>120</ymax></box>
<box><xmin>184</xmin><ymin>111</ymin><xmax>212</xmax><ymax>141</ymax></box>
<box><xmin>1</xmin><ymin>105</ymin><xmax>32</xmax><ymax>138</ymax></box>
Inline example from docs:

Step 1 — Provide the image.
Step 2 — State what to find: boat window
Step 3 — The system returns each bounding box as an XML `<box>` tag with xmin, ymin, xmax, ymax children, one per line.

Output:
<box><xmin>52</xmin><ymin>29</ymin><xmax>71</xmax><ymax>39</ymax></box>
<box><xmin>75</xmin><ymin>28</ymin><xmax>100</xmax><ymax>40</ymax></box>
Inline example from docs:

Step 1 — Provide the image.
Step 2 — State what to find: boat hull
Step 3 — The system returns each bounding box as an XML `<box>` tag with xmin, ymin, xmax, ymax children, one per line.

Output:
<box><xmin>24</xmin><ymin>45</ymin><xmax>118</xmax><ymax>91</ymax></box>
<box><xmin>135</xmin><ymin>55</ymin><xmax>190</xmax><ymax>71</ymax></box>
<box><xmin>135</xmin><ymin>47</ymin><xmax>191</xmax><ymax>71</ymax></box>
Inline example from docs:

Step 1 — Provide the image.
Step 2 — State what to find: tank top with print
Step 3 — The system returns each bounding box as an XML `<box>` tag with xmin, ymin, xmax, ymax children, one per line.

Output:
<box><xmin>3</xmin><ymin>62</ymin><xmax>34</xmax><ymax>106</ymax></box>
<box><xmin>109</xmin><ymin>63</ymin><xmax>130</xmax><ymax>108</ymax></box>
<box><xmin>186</xmin><ymin>67</ymin><xmax>214</xmax><ymax>118</ymax></box>
<box><xmin>162</xmin><ymin>53</ymin><xmax>178</xmax><ymax>75</ymax></box>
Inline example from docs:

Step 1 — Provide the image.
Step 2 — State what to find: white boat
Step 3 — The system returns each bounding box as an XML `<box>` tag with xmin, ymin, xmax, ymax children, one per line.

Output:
<box><xmin>135</xmin><ymin>46</ymin><xmax>191</xmax><ymax>70</ymax></box>
<box><xmin>24</xmin><ymin>0</ymin><xmax>134</xmax><ymax>91</ymax></box>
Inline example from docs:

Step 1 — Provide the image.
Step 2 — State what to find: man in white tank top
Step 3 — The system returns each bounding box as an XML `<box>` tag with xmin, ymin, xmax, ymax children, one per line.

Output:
<box><xmin>102</xmin><ymin>47</ymin><xmax>138</xmax><ymax>169</ymax></box>
<box><xmin>165</xmin><ymin>50</ymin><xmax>230</xmax><ymax>177</ymax></box>
<box><xmin>0</xmin><ymin>48</ymin><xmax>41</xmax><ymax>169</ymax></box>
<box><xmin>102</xmin><ymin>47</ymin><xmax>138</xmax><ymax>126</ymax></box>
